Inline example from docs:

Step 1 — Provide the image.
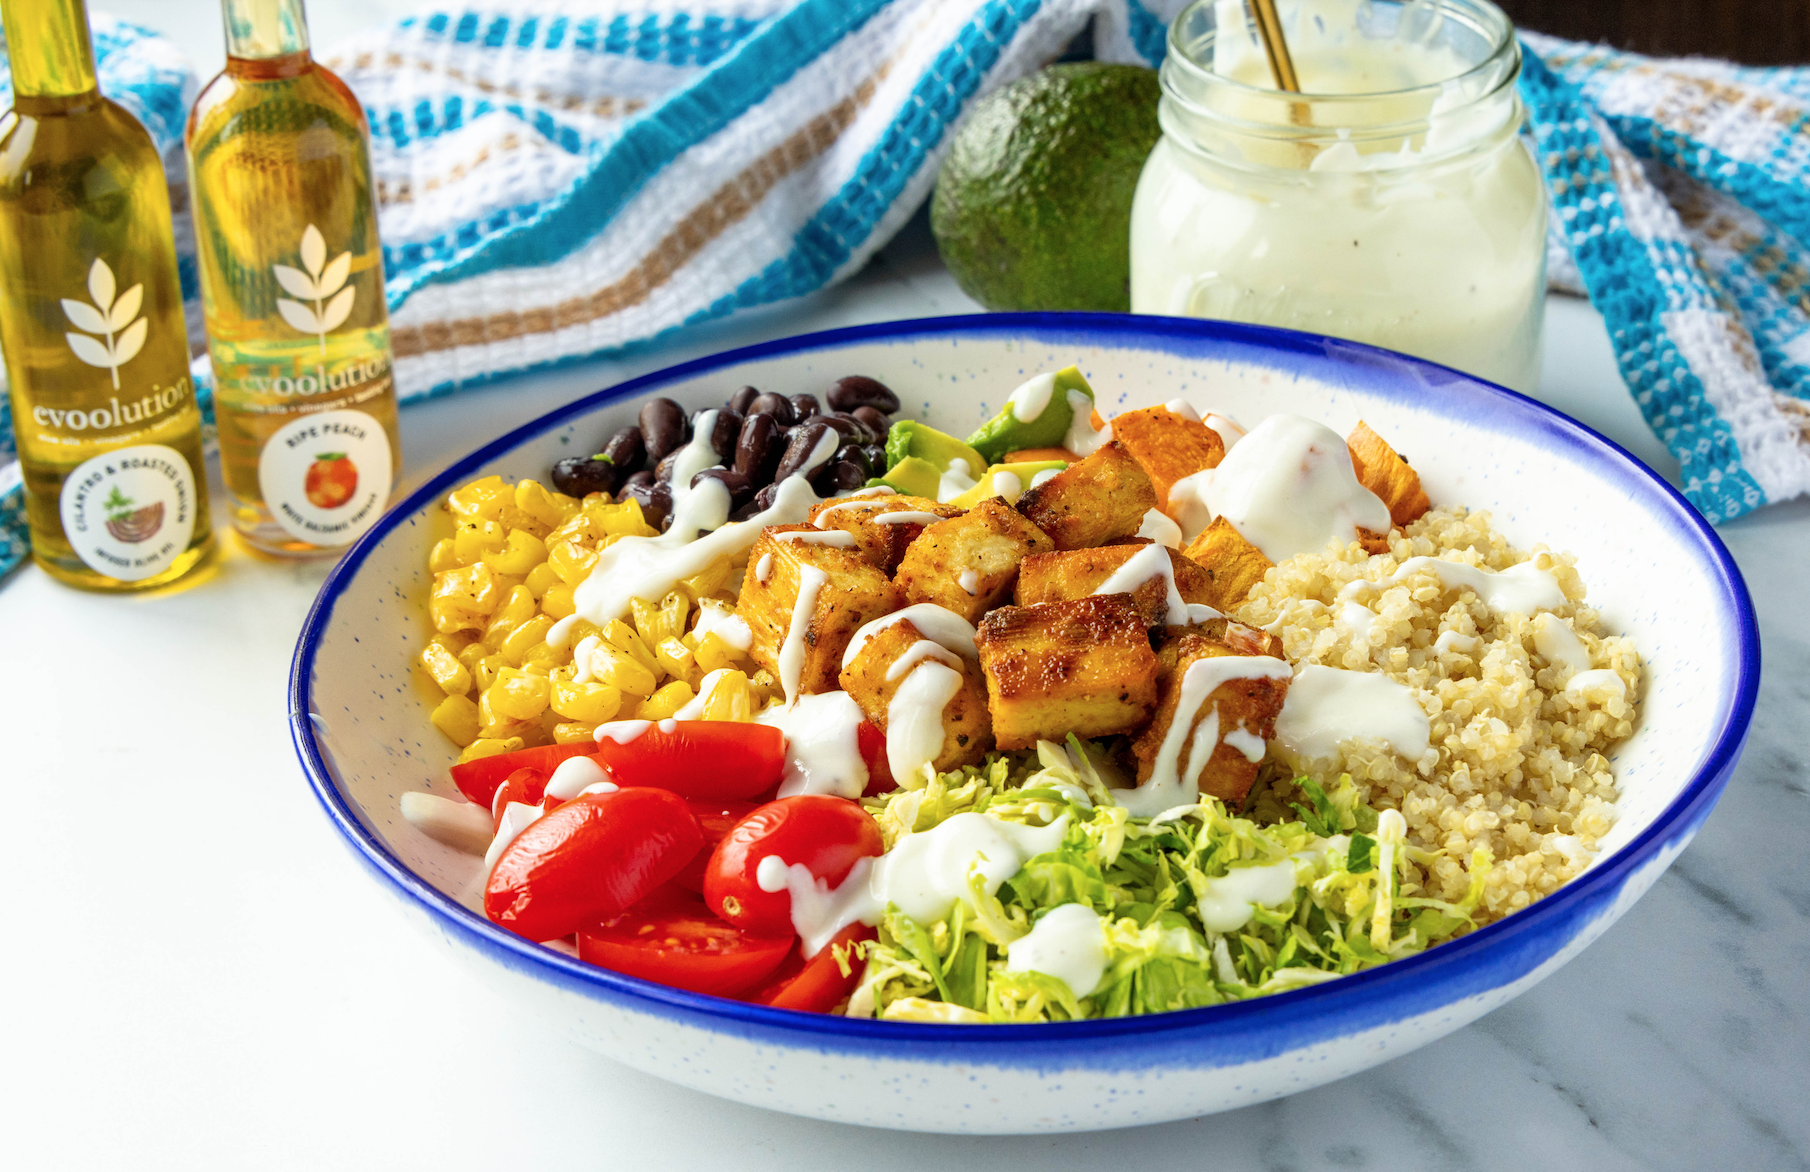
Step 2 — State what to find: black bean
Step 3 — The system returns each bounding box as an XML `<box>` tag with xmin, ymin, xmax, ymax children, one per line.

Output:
<box><xmin>727</xmin><ymin>385</ymin><xmax>760</xmax><ymax>415</ymax></box>
<box><xmin>829</xmin><ymin>411</ymin><xmax>877</xmax><ymax>444</ymax></box>
<box><xmin>747</xmin><ymin>391</ymin><xmax>796</xmax><ymax>428</ymax></box>
<box><xmin>691</xmin><ymin>467</ymin><xmax>755</xmax><ymax>511</ymax></box>
<box><xmin>705</xmin><ymin>408</ymin><xmax>743</xmax><ymax>462</ymax></box>
<box><xmin>833</xmin><ymin>442</ymin><xmax>871</xmax><ymax>477</ymax></box>
<box><xmin>813</xmin><ymin>414</ymin><xmax>861</xmax><ymax>443</ymax></box>
<box><xmin>773</xmin><ymin>421</ymin><xmax>837</xmax><ymax>483</ymax></box>
<box><xmin>728</xmin><ymin>498</ymin><xmax>763</xmax><ymax>523</ymax></box>
<box><xmin>751</xmin><ymin>483</ymin><xmax>779</xmax><ymax>513</ymax></box>
<box><xmin>638</xmin><ymin>397</ymin><xmax>688</xmax><ymax>462</ymax></box>
<box><xmin>860</xmin><ymin>443</ymin><xmax>887</xmax><ymax>471</ymax></box>
<box><xmin>824</xmin><ymin>459</ymin><xmax>869</xmax><ymax>494</ymax></box>
<box><xmin>851</xmin><ymin>405</ymin><xmax>890</xmax><ymax>435</ymax></box>
<box><xmin>789</xmin><ymin>393</ymin><xmax>821</xmax><ymax>421</ymax></box>
<box><xmin>622</xmin><ymin>478</ymin><xmax>673</xmax><ymax>531</ymax></box>
<box><xmin>551</xmin><ymin>454</ymin><xmax>616</xmax><ymax>498</ymax></box>
<box><xmin>734</xmin><ymin>413</ymin><xmax>784</xmax><ymax>484</ymax></box>
<box><xmin>598</xmin><ymin>426</ymin><xmax>645</xmax><ymax>481</ymax></box>
<box><xmin>828</xmin><ymin>375</ymin><xmax>900</xmax><ymax>414</ymax></box>
<box><xmin>654</xmin><ymin>449</ymin><xmax>681</xmax><ymax>483</ymax></box>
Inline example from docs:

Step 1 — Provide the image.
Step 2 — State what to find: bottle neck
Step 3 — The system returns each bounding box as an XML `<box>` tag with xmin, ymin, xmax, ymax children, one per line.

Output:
<box><xmin>222</xmin><ymin>0</ymin><xmax>311</xmax><ymax>63</ymax></box>
<box><xmin>3</xmin><ymin>0</ymin><xmax>100</xmax><ymax>99</ymax></box>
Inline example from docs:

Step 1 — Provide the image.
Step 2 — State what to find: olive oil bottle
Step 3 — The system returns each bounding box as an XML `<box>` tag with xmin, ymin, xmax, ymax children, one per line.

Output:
<box><xmin>0</xmin><ymin>0</ymin><xmax>214</xmax><ymax>589</ymax></box>
<box><xmin>187</xmin><ymin>0</ymin><xmax>400</xmax><ymax>556</ymax></box>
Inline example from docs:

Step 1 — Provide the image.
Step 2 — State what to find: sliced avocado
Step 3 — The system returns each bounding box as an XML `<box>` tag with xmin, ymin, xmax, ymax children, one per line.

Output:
<box><xmin>966</xmin><ymin>366</ymin><xmax>1095</xmax><ymax>464</ymax></box>
<box><xmin>944</xmin><ymin>459</ymin><xmax>1069</xmax><ymax>509</ymax></box>
<box><xmin>880</xmin><ymin>421</ymin><xmax>988</xmax><ymax>500</ymax></box>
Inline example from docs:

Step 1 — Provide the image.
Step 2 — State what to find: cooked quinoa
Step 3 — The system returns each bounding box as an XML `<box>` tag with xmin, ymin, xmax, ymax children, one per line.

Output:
<box><xmin>1235</xmin><ymin>507</ymin><xmax>1641</xmax><ymax>923</ymax></box>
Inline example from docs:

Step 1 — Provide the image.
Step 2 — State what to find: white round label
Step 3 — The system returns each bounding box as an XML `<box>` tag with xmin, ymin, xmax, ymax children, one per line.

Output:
<box><xmin>257</xmin><ymin>409</ymin><xmax>394</xmax><ymax>547</ymax></box>
<box><xmin>58</xmin><ymin>443</ymin><xmax>199</xmax><ymax>581</ymax></box>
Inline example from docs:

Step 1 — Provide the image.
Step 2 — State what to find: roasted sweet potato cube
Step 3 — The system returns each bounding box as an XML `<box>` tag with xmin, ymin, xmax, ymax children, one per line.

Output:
<box><xmin>895</xmin><ymin>498</ymin><xmax>1054</xmax><ymax>623</ymax></box>
<box><xmin>806</xmin><ymin>494</ymin><xmax>962</xmax><ymax>573</ymax></box>
<box><xmin>1131</xmin><ymin>633</ymin><xmax>1291</xmax><ymax>804</ymax></box>
<box><xmin>737</xmin><ymin>525</ymin><xmax>902</xmax><ymax>697</ymax></box>
<box><xmin>838</xmin><ymin>619</ymin><xmax>992</xmax><ymax>775</ymax></box>
<box><xmin>1182</xmin><ymin>517</ymin><xmax>1274</xmax><ymax>611</ymax></box>
<box><xmin>1347</xmin><ymin>421</ymin><xmax>1431</xmax><ymax>529</ymax></box>
<box><xmin>1109</xmin><ymin>406</ymin><xmax>1225</xmax><ymax>510</ymax></box>
<box><xmin>974</xmin><ymin>595</ymin><xmax>1159</xmax><ymax>749</ymax></box>
<box><xmin>1155</xmin><ymin>619</ymin><xmax>1284</xmax><ymax>674</ymax></box>
<box><xmin>1015</xmin><ymin>542</ymin><xmax>1217</xmax><ymax>627</ymax></box>
<box><xmin>1013</xmin><ymin>440</ymin><xmax>1157</xmax><ymax>551</ymax></box>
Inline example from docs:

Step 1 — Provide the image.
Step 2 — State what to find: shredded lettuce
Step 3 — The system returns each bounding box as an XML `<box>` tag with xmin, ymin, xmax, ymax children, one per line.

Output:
<box><xmin>849</xmin><ymin>742</ymin><xmax>1491</xmax><ymax>1022</ymax></box>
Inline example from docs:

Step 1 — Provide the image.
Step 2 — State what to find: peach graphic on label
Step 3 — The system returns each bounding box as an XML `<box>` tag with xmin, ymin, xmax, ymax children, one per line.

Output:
<box><xmin>304</xmin><ymin>452</ymin><xmax>358</xmax><ymax>509</ymax></box>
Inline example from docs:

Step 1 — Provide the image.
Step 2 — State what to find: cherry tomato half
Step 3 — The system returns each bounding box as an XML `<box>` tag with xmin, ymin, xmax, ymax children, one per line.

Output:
<box><xmin>704</xmin><ymin>796</ymin><xmax>883</xmax><ymax>935</ymax></box>
<box><xmin>485</xmin><ymin>787</ymin><xmax>703</xmax><ymax>942</ymax></box>
<box><xmin>491</xmin><ymin>767</ymin><xmax>547</xmax><ymax>822</ymax></box>
<box><xmin>747</xmin><ymin>923</ymin><xmax>877</xmax><ymax>1013</ymax></box>
<box><xmin>451</xmin><ymin>743</ymin><xmax>599</xmax><ymax>809</ymax></box>
<box><xmin>857</xmin><ymin>721</ymin><xmax>895</xmax><ymax>796</ymax></box>
<box><xmin>591</xmin><ymin>721</ymin><xmax>785</xmax><ymax>800</ymax></box>
<box><xmin>579</xmin><ymin>887</ymin><xmax>794</xmax><ymax>997</ymax></box>
<box><xmin>671</xmin><ymin>799</ymin><xmax>759</xmax><ymax>893</ymax></box>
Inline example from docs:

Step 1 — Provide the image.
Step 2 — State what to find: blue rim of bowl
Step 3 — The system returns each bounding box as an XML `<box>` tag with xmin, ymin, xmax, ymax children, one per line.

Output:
<box><xmin>290</xmin><ymin>311</ymin><xmax>1759</xmax><ymax>1046</ymax></box>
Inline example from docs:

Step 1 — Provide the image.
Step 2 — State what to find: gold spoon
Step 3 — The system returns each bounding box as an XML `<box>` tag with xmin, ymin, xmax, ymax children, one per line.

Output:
<box><xmin>1249</xmin><ymin>0</ymin><xmax>1301</xmax><ymax>92</ymax></box>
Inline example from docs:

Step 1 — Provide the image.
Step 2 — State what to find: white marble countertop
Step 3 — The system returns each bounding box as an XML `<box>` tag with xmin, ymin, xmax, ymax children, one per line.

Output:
<box><xmin>7</xmin><ymin>6</ymin><xmax>1809</xmax><ymax>1167</ymax></box>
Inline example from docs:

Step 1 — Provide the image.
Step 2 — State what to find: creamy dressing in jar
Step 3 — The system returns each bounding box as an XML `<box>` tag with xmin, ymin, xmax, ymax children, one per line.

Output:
<box><xmin>1130</xmin><ymin>0</ymin><xmax>1547</xmax><ymax>392</ymax></box>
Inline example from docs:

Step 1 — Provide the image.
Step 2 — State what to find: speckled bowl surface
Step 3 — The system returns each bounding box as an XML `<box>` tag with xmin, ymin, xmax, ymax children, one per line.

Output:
<box><xmin>290</xmin><ymin>313</ymin><xmax>1757</xmax><ymax>1134</ymax></box>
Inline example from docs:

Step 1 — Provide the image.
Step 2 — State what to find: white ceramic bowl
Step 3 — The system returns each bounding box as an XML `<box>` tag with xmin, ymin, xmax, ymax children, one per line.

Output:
<box><xmin>291</xmin><ymin>313</ymin><xmax>1757</xmax><ymax>1134</ymax></box>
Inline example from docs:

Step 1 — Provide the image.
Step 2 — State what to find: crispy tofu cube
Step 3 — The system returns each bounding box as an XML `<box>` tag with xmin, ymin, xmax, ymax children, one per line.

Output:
<box><xmin>838</xmin><ymin>618</ymin><xmax>992</xmax><ymax>773</ymax></box>
<box><xmin>895</xmin><ymin>498</ymin><xmax>1054</xmax><ymax>623</ymax></box>
<box><xmin>974</xmin><ymin>595</ymin><xmax>1159</xmax><ymax>749</ymax></box>
<box><xmin>1108</xmin><ymin>406</ymin><xmax>1225</xmax><ymax>510</ymax></box>
<box><xmin>1347</xmin><ymin>421</ymin><xmax>1431</xmax><ymax>529</ymax></box>
<box><xmin>1015</xmin><ymin>542</ymin><xmax>1218</xmax><ymax>627</ymax></box>
<box><xmin>737</xmin><ymin>525</ymin><xmax>902</xmax><ymax>697</ymax></box>
<box><xmin>1014</xmin><ymin>440</ymin><xmax>1157</xmax><ymax>551</ymax></box>
<box><xmin>806</xmin><ymin>494</ymin><xmax>962</xmax><ymax>574</ymax></box>
<box><xmin>1154</xmin><ymin>618</ymin><xmax>1284</xmax><ymax>673</ymax></box>
<box><xmin>1182</xmin><ymin>517</ymin><xmax>1274</xmax><ymax>611</ymax></box>
<box><xmin>1131</xmin><ymin>633</ymin><xmax>1291</xmax><ymax>804</ymax></box>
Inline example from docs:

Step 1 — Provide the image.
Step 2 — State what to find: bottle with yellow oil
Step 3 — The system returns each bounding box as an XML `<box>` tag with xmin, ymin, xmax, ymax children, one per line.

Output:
<box><xmin>0</xmin><ymin>0</ymin><xmax>214</xmax><ymax>589</ymax></box>
<box><xmin>187</xmin><ymin>0</ymin><xmax>400</xmax><ymax>556</ymax></box>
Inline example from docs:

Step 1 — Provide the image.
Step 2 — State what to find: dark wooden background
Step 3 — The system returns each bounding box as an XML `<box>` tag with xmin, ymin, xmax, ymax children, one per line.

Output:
<box><xmin>1498</xmin><ymin>0</ymin><xmax>1810</xmax><ymax>65</ymax></box>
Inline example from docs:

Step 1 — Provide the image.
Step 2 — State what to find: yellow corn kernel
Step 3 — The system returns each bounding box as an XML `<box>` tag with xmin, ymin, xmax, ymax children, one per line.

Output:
<box><xmin>524</xmin><ymin>561</ymin><xmax>560</xmax><ymax>600</ymax></box>
<box><xmin>428</xmin><ymin>537</ymin><xmax>461</xmax><ymax>573</ymax></box>
<box><xmin>452</xmin><ymin>518</ymin><xmax>508</xmax><ymax>565</ymax></box>
<box><xmin>586</xmin><ymin>644</ymin><xmax>658</xmax><ymax>697</ymax></box>
<box><xmin>700</xmin><ymin>669</ymin><xmax>753</xmax><ymax>722</ymax></box>
<box><xmin>429</xmin><ymin>694</ymin><xmax>481</xmax><ymax>746</ymax></box>
<box><xmin>655</xmin><ymin>636</ymin><xmax>694</xmax><ymax>679</ymax></box>
<box><xmin>517</xmin><ymin>640</ymin><xmax>565</xmax><ymax>670</ymax></box>
<box><xmin>490</xmin><ymin>667</ymin><xmax>551</xmax><ymax>720</ymax></box>
<box><xmin>594</xmin><ymin>497</ymin><xmax>658</xmax><ymax>538</ymax></box>
<box><xmin>553</xmin><ymin>721</ymin><xmax>596</xmax><ymax>745</ymax></box>
<box><xmin>559</xmin><ymin>618</ymin><xmax>602</xmax><ymax>649</ymax></box>
<box><xmin>458</xmin><ymin>735</ymin><xmax>524</xmax><ymax>764</ymax></box>
<box><xmin>634</xmin><ymin>680</ymin><xmax>695</xmax><ymax>720</ymax></box>
<box><xmin>479</xmin><ymin>689</ymin><xmax>541</xmax><ymax>740</ymax></box>
<box><xmin>430</xmin><ymin>562</ymin><xmax>504</xmax><ymax>633</ymax></box>
<box><xmin>483</xmin><ymin>528</ymin><xmax>547</xmax><ymax>577</ymax></box>
<box><xmin>603</xmin><ymin>619</ymin><xmax>660</xmax><ymax>676</ymax></box>
<box><xmin>693</xmin><ymin>631</ymin><xmax>745</xmax><ymax>673</ymax></box>
<box><xmin>483</xmin><ymin>585</ymin><xmax>539</xmax><ymax>649</ymax></box>
<box><xmin>748</xmin><ymin>668</ymin><xmax>781</xmax><ymax>704</ymax></box>
<box><xmin>545</xmin><ymin>510</ymin><xmax>599</xmax><ymax>549</ymax></box>
<box><xmin>456</xmin><ymin>640</ymin><xmax>489</xmax><ymax>676</ymax></box>
<box><xmin>540</xmin><ymin>583</ymin><xmax>576</xmax><ymax>620</ymax></box>
<box><xmin>419</xmin><ymin>642</ymin><xmax>473</xmax><ymax>695</ymax></box>
<box><xmin>514</xmin><ymin>478</ymin><xmax>567</xmax><ymax>530</ymax></box>
<box><xmin>551</xmin><ymin>678</ymin><xmax>622</xmax><ymax>724</ymax></box>
<box><xmin>548</xmin><ymin>539</ymin><xmax>599</xmax><ymax>586</ymax></box>
<box><xmin>680</xmin><ymin>556</ymin><xmax>731</xmax><ymax>599</ymax></box>
<box><xmin>474</xmin><ymin>653</ymin><xmax>507</xmax><ymax>691</ymax></box>
<box><xmin>500</xmin><ymin>614</ymin><xmax>556</xmax><ymax>665</ymax></box>
<box><xmin>447</xmin><ymin>475</ymin><xmax>510</xmax><ymax>520</ymax></box>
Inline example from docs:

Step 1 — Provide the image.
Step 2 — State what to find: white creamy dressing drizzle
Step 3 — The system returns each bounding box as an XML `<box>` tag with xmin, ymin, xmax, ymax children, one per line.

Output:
<box><xmin>1007</xmin><ymin>371</ymin><xmax>1058</xmax><ymax>421</ymax></box>
<box><xmin>1029</xmin><ymin>467</ymin><xmax>1061</xmax><ymax>489</ymax></box>
<box><xmin>544</xmin><ymin>754</ymin><xmax>610</xmax><ymax>801</ymax></box>
<box><xmin>958</xmin><ymin>569</ymin><xmax>980</xmax><ymax>596</ymax></box>
<box><xmin>399</xmin><ymin>792</ymin><xmax>495</xmax><ymax>855</ymax></box>
<box><xmin>1204</xmin><ymin>413</ymin><xmax>1247</xmax><ymax>451</ymax></box>
<box><xmin>1386</xmin><ymin>556</ymin><xmax>1565</xmax><ymax>616</ymax></box>
<box><xmin>1163</xmin><ymin>398</ymin><xmax>1201</xmax><ymax>421</ymax></box>
<box><xmin>754</xmin><ymin>553</ymin><xmax>773</xmax><ymax>584</ymax></box>
<box><xmin>1200</xmin><ymin>414</ymin><xmax>1392</xmax><ymax>562</ymax></box>
<box><xmin>1063</xmin><ymin>390</ymin><xmax>1112</xmax><ymax>456</ymax></box>
<box><xmin>1005</xmin><ymin>903</ymin><xmax>1109</xmax><ymax>998</ymax></box>
<box><xmin>1137</xmin><ymin>507</ymin><xmax>1184</xmax><ymax>549</ymax></box>
<box><xmin>842</xmin><ymin>604</ymin><xmax>980</xmax><ymax>669</ymax></box>
<box><xmin>1341</xmin><ymin>601</ymin><xmax>1377</xmax><ymax>644</ymax></box>
<box><xmin>673</xmin><ymin>668</ymin><xmax>727</xmax><ymax>719</ymax></box>
<box><xmin>773</xmin><ymin>529</ymin><xmax>857</xmax><ymax>548</ymax></box>
<box><xmin>1273</xmin><ymin>663</ymin><xmax>1430</xmax><ymax>761</ymax></box>
<box><xmin>773</xmin><ymin>812</ymin><xmax>1070</xmax><ymax>956</ymax></box>
<box><xmin>758</xmin><ymin>690</ymin><xmax>870</xmax><ymax>799</ymax></box>
<box><xmin>778</xmin><ymin>564</ymin><xmax>829</xmax><ymax>703</ymax></box>
<box><xmin>1117</xmin><ymin>655</ymin><xmax>1294</xmax><ymax>816</ymax></box>
<box><xmin>937</xmin><ymin>458</ymin><xmax>978</xmax><ymax>503</ymax></box>
<box><xmin>578</xmin><ymin>781</ymin><xmax>619</xmax><ymax>797</ymax></box>
<box><xmin>886</xmin><ymin>660</ymin><xmax>965</xmax><ymax>785</ymax></box>
<box><xmin>1091</xmin><ymin>542</ymin><xmax>1222</xmax><ymax>625</ymax></box>
<box><xmin>483</xmin><ymin>801</ymin><xmax>544</xmax><ymax>873</ymax></box>
<box><xmin>1166</xmin><ymin>468</ymin><xmax>1215</xmax><ymax>544</ymax></box>
<box><xmin>987</xmin><ymin>470</ymin><xmax>1024</xmax><ymax>502</ymax></box>
<box><xmin>692</xmin><ymin>598</ymin><xmax>753</xmax><ymax>651</ymax></box>
<box><xmin>593</xmin><ymin>719</ymin><xmax>652</xmax><ymax>745</ymax></box>
<box><xmin>871</xmin><ymin>511</ymin><xmax>946</xmax><ymax>526</ymax></box>
<box><xmin>1565</xmin><ymin>669</ymin><xmax>1627</xmax><ymax>702</ymax></box>
<box><xmin>885</xmin><ymin>640</ymin><xmax>964</xmax><ymax>680</ymax></box>
<box><xmin>1434</xmin><ymin>629</ymin><xmax>1478</xmax><ymax>655</ymax></box>
<box><xmin>1195</xmin><ymin>858</ymin><xmax>1299</xmax><ymax>934</ymax></box>
<box><xmin>1223</xmin><ymin>723</ymin><xmax>1267</xmax><ymax>763</ymax></box>
<box><xmin>569</xmin><ymin>634</ymin><xmax>602</xmax><ymax>684</ymax></box>
<box><xmin>1532</xmin><ymin>611</ymin><xmax>1591</xmax><ymax>679</ymax></box>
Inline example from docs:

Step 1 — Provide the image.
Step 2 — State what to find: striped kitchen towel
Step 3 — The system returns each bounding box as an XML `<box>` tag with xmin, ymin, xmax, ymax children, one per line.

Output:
<box><xmin>5</xmin><ymin>3</ymin><xmax>1810</xmax><ymax>580</ymax></box>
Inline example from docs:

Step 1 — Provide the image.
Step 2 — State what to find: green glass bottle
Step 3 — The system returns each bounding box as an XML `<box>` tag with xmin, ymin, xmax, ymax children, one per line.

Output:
<box><xmin>187</xmin><ymin>0</ymin><xmax>400</xmax><ymax>556</ymax></box>
<box><xmin>0</xmin><ymin>0</ymin><xmax>214</xmax><ymax>589</ymax></box>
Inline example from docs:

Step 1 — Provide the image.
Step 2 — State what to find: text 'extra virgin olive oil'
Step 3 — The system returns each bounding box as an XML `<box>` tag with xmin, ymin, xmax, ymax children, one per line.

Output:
<box><xmin>0</xmin><ymin>0</ymin><xmax>214</xmax><ymax>590</ymax></box>
<box><xmin>187</xmin><ymin>0</ymin><xmax>400</xmax><ymax>556</ymax></box>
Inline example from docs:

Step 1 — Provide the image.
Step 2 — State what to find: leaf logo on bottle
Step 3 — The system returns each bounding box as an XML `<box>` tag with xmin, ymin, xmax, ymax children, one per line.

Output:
<box><xmin>62</xmin><ymin>259</ymin><xmax>148</xmax><ymax>390</ymax></box>
<box><xmin>273</xmin><ymin>224</ymin><xmax>354</xmax><ymax>354</ymax></box>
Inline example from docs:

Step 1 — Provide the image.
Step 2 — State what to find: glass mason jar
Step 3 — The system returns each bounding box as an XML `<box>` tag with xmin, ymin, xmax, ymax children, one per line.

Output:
<box><xmin>1130</xmin><ymin>0</ymin><xmax>1547</xmax><ymax>393</ymax></box>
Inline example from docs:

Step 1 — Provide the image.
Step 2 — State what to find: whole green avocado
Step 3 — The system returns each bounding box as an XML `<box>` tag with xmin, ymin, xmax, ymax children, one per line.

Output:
<box><xmin>931</xmin><ymin>62</ymin><xmax>1160</xmax><ymax>312</ymax></box>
